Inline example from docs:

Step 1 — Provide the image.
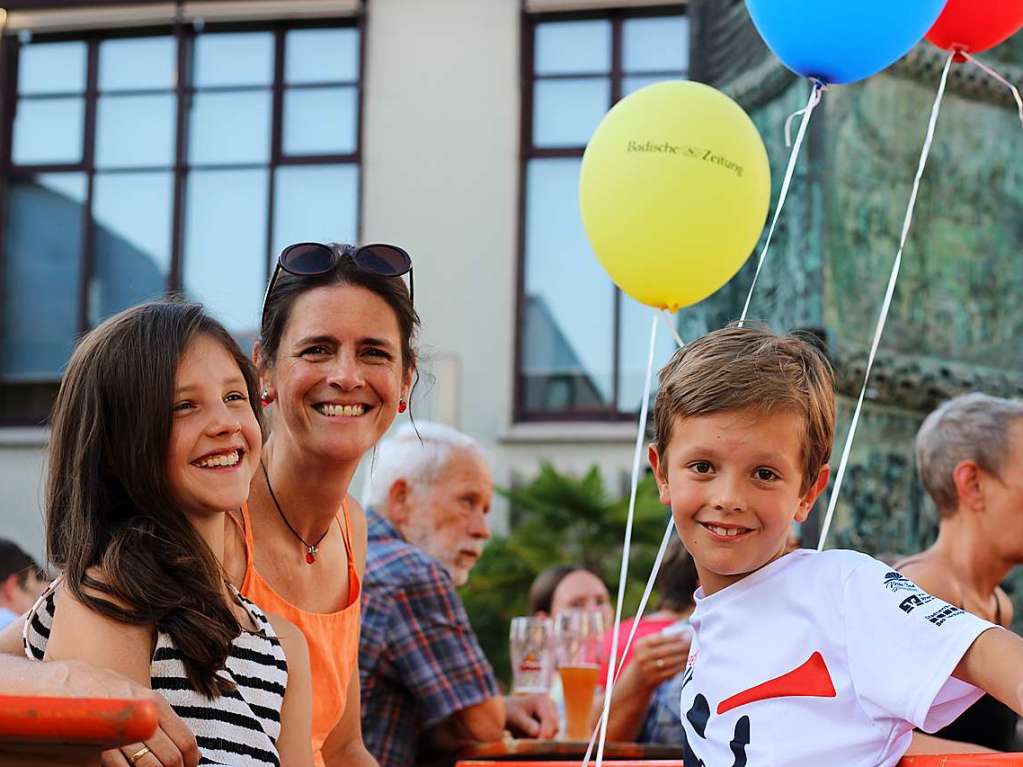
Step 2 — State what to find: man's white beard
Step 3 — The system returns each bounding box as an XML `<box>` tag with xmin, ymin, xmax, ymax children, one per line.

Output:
<box><xmin>403</xmin><ymin>514</ymin><xmax>470</xmax><ymax>586</ymax></box>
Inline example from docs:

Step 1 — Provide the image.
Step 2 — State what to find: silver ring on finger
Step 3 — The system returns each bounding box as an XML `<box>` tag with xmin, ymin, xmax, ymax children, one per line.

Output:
<box><xmin>126</xmin><ymin>745</ymin><xmax>151</xmax><ymax>766</ymax></box>
<box><xmin>656</xmin><ymin>658</ymin><xmax>665</xmax><ymax>670</ymax></box>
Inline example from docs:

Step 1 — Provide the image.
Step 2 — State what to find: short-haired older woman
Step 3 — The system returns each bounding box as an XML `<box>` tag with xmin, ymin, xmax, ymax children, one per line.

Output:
<box><xmin>899</xmin><ymin>392</ymin><xmax>1023</xmax><ymax>753</ymax></box>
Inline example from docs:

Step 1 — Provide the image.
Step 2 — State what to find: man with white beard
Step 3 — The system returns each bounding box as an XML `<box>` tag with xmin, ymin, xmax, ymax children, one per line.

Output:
<box><xmin>359</xmin><ymin>422</ymin><xmax>557</xmax><ymax>767</ymax></box>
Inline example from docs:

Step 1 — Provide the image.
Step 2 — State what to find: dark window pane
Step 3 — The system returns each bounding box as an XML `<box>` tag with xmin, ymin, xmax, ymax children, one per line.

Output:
<box><xmin>533</xmin><ymin>79</ymin><xmax>609</xmax><ymax>148</ymax></box>
<box><xmin>99</xmin><ymin>36</ymin><xmax>176</xmax><ymax>91</ymax></box>
<box><xmin>622</xmin><ymin>17</ymin><xmax>689</xmax><ymax>74</ymax></box>
<box><xmin>522</xmin><ymin>158</ymin><xmax>613</xmax><ymax>411</ymax></box>
<box><xmin>194</xmin><ymin>32</ymin><xmax>273</xmax><ymax>88</ymax></box>
<box><xmin>1</xmin><ymin>174</ymin><xmax>86</xmax><ymax>379</ymax></box>
<box><xmin>285</xmin><ymin>28</ymin><xmax>359</xmax><ymax>83</ymax></box>
<box><xmin>96</xmin><ymin>94</ymin><xmax>176</xmax><ymax>168</ymax></box>
<box><xmin>535</xmin><ymin>20</ymin><xmax>610</xmax><ymax>75</ymax></box>
<box><xmin>90</xmin><ymin>173</ymin><xmax>173</xmax><ymax>325</ymax></box>
<box><xmin>18</xmin><ymin>41</ymin><xmax>86</xmax><ymax>95</ymax></box>
<box><xmin>272</xmin><ymin>165</ymin><xmax>358</xmax><ymax>258</ymax></box>
<box><xmin>189</xmin><ymin>91</ymin><xmax>271</xmax><ymax>165</ymax></box>
<box><xmin>12</xmin><ymin>97</ymin><xmax>85</xmax><ymax>165</ymax></box>
<box><xmin>616</xmin><ymin>295</ymin><xmax>675</xmax><ymax>412</ymax></box>
<box><xmin>183</xmin><ymin>169</ymin><xmax>269</xmax><ymax>335</ymax></box>
<box><xmin>283</xmin><ymin>86</ymin><xmax>357</xmax><ymax>155</ymax></box>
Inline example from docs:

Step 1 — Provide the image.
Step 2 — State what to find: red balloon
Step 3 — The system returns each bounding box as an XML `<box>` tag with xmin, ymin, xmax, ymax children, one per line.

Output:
<box><xmin>926</xmin><ymin>0</ymin><xmax>1023</xmax><ymax>56</ymax></box>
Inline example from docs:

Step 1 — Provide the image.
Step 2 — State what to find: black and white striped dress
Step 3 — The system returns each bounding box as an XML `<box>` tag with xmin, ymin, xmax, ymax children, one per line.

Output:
<box><xmin>24</xmin><ymin>578</ymin><xmax>288</xmax><ymax>767</ymax></box>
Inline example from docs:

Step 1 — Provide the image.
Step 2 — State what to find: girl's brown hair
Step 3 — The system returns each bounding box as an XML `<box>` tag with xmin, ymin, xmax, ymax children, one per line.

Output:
<box><xmin>46</xmin><ymin>300</ymin><xmax>263</xmax><ymax>698</ymax></box>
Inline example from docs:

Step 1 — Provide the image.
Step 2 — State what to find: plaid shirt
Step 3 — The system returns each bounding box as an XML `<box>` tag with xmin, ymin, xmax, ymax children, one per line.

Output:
<box><xmin>359</xmin><ymin>510</ymin><xmax>499</xmax><ymax>767</ymax></box>
<box><xmin>638</xmin><ymin>671</ymin><xmax>686</xmax><ymax>746</ymax></box>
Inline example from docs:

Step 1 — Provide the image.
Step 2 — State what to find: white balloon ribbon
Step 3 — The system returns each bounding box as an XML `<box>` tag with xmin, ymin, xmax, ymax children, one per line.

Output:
<box><xmin>586</xmin><ymin>313</ymin><xmax>683</xmax><ymax>767</ymax></box>
<box><xmin>818</xmin><ymin>51</ymin><xmax>955</xmax><ymax>551</ymax></box>
<box><xmin>659</xmin><ymin>308</ymin><xmax>685</xmax><ymax>349</ymax></box>
<box><xmin>739</xmin><ymin>79</ymin><xmax>825</xmax><ymax>325</ymax></box>
<box><xmin>591</xmin><ymin>311</ymin><xmax>658</xmax><ymax>766</ymax></box>
<box><xmin>961</xmin><ymin>51</ymin><xmax>1023</xmax><ymax>129</ymax></box>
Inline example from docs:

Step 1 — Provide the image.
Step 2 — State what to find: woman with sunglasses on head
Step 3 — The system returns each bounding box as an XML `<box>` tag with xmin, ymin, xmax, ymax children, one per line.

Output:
<box><xmin>0</xmin><ymin>242</ymin><xmax>414</xmax><ymax>767</ymax></box>
<box><xmin>222</xmin><ymin>242</ymin><xmax>415</xmax><ymax>767</ymax></box>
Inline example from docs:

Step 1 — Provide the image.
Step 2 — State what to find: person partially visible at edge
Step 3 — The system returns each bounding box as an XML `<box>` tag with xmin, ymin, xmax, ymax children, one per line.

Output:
<box><xmin>647</xmin><ymin>324</ymin><xmax>1023</xmax><ymax>767</ymax></box>
<box><xmin>24</xmin><ymin>301</ymin><xmax>313</xmax><ymax>766</ymax></box>
<box><xmin>597</xmin><ymin>538</ymin><xmax>698</xmax><ymax>744</ymax></box>
<box><xmin>0</xmin><ymin>242</ymin><xmax>415</xmax><ymax>767</ymax></box>
<box><xmin>0</xmin><ymin>540</ymin><xmax>45</xmax><ymax>631</ymax></box>
<box><xmin>359</xmin><ymin>422</ymin><xmax>558</xmax><ymax>767</ymax></box>
<box><xmin>895</xmin><ymin>393</ymin><xmax>1023</xmax><ymax>753</ymax></box>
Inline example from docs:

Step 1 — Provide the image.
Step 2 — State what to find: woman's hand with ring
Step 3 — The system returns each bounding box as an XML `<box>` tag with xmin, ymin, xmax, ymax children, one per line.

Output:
<box><xmin>99</xmin><ymin>684</ymin><xmax>199</xmax><ymax>767</ymax></box>
<box><xmin>631</xmin><ymin>631</ymin><xmax>690</xmax><ymax>688</ymax></box>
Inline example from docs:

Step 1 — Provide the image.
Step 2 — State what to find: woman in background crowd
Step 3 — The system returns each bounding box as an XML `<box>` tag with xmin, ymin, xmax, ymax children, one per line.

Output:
<box><xmin>529</xmin><ymin>564</ymin><xmax>614</xmax><ymax>625</ymax></box>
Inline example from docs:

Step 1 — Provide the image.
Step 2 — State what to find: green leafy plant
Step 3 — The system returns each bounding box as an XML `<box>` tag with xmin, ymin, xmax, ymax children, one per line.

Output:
<box><xmin>459</xmin><ymin>462</ymin><xmax>670</xmax><ymax>686</ymax></box>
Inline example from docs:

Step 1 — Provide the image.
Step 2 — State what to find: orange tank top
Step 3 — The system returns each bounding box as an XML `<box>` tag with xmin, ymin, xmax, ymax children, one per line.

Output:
<box><xmin>235</xmin><ymin>501</ymin><xmax>361</xmax><ymax>766</ymax></box>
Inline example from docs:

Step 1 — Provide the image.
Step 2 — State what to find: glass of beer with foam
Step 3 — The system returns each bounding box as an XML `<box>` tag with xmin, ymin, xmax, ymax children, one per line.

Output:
<box><xmin>553</xmin><ymin>608</ymin><xmax>605</xmax><ymax>741</ymax></box>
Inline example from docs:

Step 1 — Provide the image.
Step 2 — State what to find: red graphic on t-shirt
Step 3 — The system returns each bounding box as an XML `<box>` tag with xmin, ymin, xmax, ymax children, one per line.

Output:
<box><xmin>716</xmin><ymin>651</ymin><xmax>836</xmax><ymax>715</ymax></box>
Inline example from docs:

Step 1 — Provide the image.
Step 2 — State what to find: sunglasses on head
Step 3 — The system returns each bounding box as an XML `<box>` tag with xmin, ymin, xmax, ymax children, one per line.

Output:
<box><xmin>260</xmin><ymin>242</ymin><xmax>413</xmax><ymax>327</ymax></box>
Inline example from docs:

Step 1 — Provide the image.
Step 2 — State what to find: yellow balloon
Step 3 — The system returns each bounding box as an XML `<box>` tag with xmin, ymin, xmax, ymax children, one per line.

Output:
<box><xmin>579</xmin><ymin>81</ymin><xmax>771</xmax><ymax>311</ymax></box>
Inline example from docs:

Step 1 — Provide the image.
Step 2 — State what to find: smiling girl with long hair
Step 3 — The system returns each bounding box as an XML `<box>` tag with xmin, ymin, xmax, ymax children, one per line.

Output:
<box><xmin>24</xmin><ymin>301</ymin><xmax>313</xmax><ymax>767</ymax></box>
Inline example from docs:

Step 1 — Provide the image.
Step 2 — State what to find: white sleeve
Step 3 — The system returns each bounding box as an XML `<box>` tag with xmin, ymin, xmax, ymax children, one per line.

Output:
<box><xmin>841</xmin><ymin>555</ymin><xmax>992</xmax><ymax>730</ymax></box>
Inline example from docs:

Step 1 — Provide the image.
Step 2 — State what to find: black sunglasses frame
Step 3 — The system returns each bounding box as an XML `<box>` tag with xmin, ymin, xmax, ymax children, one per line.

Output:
<box><xmin>259</xmin><ymin>242</ymin><xmax>414</xmax><ymax>330</ymax></box>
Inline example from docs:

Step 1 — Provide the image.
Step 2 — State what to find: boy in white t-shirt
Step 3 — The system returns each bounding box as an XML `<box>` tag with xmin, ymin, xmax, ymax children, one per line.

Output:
<box><xmin>646</xmin><ymin>325</ymin><xmax>1023</xmax><ymax>767</ymax></box>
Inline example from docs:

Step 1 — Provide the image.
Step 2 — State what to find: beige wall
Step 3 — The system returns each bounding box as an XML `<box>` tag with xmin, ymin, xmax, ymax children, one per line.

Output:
<box><xmin>0</xmin><ymin>431</ymin><xmax>48</xmax><ymax>559</ymax></box>
<box><xmin>361</xmin><ymin>0</ymin><xmax>521</xmax><ymax>446</ymax></box>
<box><xmin>357</xmin><ymin>0</ymin><xmax>638</xmax><ymax>532</ymax></box>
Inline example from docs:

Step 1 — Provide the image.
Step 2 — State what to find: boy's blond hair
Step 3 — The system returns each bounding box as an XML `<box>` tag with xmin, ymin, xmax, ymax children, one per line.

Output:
<box><xmin>653</xmin><ymin>325</ymin><xmax>836</xmax><ymax>493</ymax></box>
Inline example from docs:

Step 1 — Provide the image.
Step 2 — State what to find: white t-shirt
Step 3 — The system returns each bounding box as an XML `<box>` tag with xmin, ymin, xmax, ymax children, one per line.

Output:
<box><xmin>679</xmin><ymin>549</ymin><xmax>993</xmax><ymax>767</ymax></box>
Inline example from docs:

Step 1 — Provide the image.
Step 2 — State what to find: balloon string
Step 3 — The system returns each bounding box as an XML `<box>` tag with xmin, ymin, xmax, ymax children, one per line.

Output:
<box><xmin>592</xmin><ymin>312</ymin><xmax>658</xmax><ymax>767</ymax></box>
<box><xmin>784</xmin><ymin>81</ymin><xmax>825</xmax><ymax>148</ymax></box>
<box><xmin>585</xmin><ymin>319</ymin><xmax>683</xmax><ymax>766</ymax></box>
<box><xmin>817</xmin><ymin>51</ymin><xmax>954</xmax><ymax>552</ymax></box>
<box><xmin>582</xmin><ymin>517</ymin><xmax>676</xmax><ymax>767</ymax></box>
<box><xmin>659</xmin><ymin>308</ymin><xmax>684</xmax><ymax>349</ymax></box>
<box><xmin>739</xmin><ymin>80</ymin><xmax>824</xmax><ymax>325</ymax></box>
<box><xmin>606</xmin><ymin>315</ymin><xmax>682</xmax><ymax>689</ymax></box>
<box><xmin>960</xmin><ymin>51</ymin><xmax>1023</xmax><ymax>128</ymax></box>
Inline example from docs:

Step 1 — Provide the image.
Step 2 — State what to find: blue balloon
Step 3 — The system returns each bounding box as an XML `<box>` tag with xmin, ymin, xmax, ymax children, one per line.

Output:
<box><xmin>746</xmin><ymin>0</ymin><xmax>949</xmax><ymax>85</ymax></box>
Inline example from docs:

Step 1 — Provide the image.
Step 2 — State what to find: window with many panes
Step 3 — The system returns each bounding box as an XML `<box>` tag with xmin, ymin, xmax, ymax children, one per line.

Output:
<box><xmin>0</xmin><ymin>20</ymin><xmax>361</xmax><ymax>423</ymax></box>
<box><xmin>515</xmin><ymin>8</ymin><xmax>688</xmax><ymax>421</ymax></box>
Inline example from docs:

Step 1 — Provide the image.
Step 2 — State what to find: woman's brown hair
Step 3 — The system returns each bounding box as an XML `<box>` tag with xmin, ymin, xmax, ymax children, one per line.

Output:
<box><xmin>259</xmin><ymin>242</ymin><xmax>419</xmax><ymax>376</ymax></box>
<box><xmin>46</xmin><ymin>300</ymin><xmax>263</xmax><ymax>699</ymax></box>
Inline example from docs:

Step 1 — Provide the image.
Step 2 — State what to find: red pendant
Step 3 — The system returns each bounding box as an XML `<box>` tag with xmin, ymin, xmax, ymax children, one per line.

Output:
<box><xmin>305</xmin><ymin>551</ymin><xmax>316</xmax><ymax>564</ymax></box>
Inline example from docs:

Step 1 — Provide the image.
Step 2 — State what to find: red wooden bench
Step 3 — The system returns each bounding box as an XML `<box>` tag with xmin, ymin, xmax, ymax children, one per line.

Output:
<box><xmin>0</xmin><ymin>695</ymin><xmax>157</xmax><ymax>766</ymax></box>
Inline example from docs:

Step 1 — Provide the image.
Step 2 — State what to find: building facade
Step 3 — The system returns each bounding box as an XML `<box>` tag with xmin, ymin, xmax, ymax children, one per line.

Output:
<box><xmin>1</xmin><ymin>0</ymin><xmax>1021</xmax><ymax>595</ymax></box>
<box><xmin>0</xmin><ymin>0</ymin><xmax>694</xmax><ymax>555</ymax></box>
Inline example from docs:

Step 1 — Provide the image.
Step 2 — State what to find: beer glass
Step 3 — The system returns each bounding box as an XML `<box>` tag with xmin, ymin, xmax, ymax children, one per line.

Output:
<box><xmin>554</xmin><ymin>609</ymin><xmax>606</xmax><ymax>741</ymax></box>
<box><xmin>509</xmin><ymin>617</ymin><xmax>554</xmax><ymax>694</ymax></box>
